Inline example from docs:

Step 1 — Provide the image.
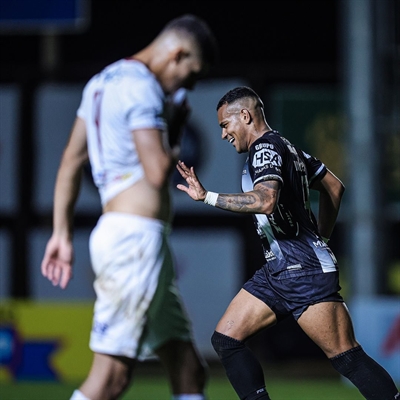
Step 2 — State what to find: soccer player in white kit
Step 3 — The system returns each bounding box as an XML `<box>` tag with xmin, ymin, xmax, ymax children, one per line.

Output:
<box><xmin>40</xmin><ymin>14</ymin><xmax>219</xmax><ymax>400</ymax></box>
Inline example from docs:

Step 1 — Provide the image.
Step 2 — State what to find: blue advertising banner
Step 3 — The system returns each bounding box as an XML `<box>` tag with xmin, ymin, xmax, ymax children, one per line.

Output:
<box><xmin>0</xmin><ymin>0</ymin><xmax>89</xmax><ymax>33</ymax></box>
<box><xmin>350</xmin><ymin>296</ymin><xmax>400</xmax><ymax>383</ymax></box>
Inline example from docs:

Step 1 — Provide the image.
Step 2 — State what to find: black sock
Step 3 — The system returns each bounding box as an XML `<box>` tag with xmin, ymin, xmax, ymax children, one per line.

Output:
<box><xmin>211</xmin><ymin>331</ymin><xmax>270</xmax><ymax>400</ymax></box>
<box><xmin>330</xmin><ymin>346</ymin><xmax>399</xmax><ymax>399</ymax></box>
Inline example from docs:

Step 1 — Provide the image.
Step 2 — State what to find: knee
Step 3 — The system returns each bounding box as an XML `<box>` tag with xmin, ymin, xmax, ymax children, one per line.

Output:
<box><xmin>329</xmin><ymin>345</ymin><xmax>364</xmax><ymax>377</ymax></box>
<box><xmin>211</xmin><ymin>331</ymin><xmax>245</xmax><ymax>358</ymax></box>
<box><xmin>174</xmin><ymin>354</ymin><xmax>208</xmax><ymax>394</ymax></box>
<box><xmin>108</xmin><ymin>371</ymin><xmax>132</xmax><ymax>399</ymax></box>
<box><xmin>163</xmin><ymin>342</ymin><xmax>208</xmax><ymax>393</ymax></box>
<box><xmin>105</xmin><ymin>359</ymin><xmax>134</xmax><ymax>399</ymax></box>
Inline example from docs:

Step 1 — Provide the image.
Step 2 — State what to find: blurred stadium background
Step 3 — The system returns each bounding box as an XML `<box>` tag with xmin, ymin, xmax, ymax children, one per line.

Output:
<box><xmin>0</xmin><ymin>0</ymin><xmax>399</xmax><ymax>398</ymax></box>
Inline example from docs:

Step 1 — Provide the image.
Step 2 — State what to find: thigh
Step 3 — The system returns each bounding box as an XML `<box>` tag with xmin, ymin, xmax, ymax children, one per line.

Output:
<box><xmin>298</xmin><ymin>301</ymin><xmax>359</xmax><ymax>358</ymax></box>
<box><xmin>215</xmin><ymin>289</ymin><xmax>277</xmax><ymax>341</ymax></box>
<box><xmin>156</xmin><ymin>339</ymin><xmax>203</xmax><ymax>369</ymax></box>
<box><xmin>138</xmin><ymin>243</ymin><xmax>193</xmax><ymax>360</ymax></box>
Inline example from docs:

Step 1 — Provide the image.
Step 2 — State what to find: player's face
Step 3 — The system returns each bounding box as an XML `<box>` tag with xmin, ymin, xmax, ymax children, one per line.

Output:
<box><xmin>218</xmin><ymin>104</ymin><xmax>248</xmax><ymax>154</ymax></box>
<box><xmin>163</xmin><ymin>48</ymin><xmax>205</xmax><ymax>94</ymax></box>
<box><xmin>175</xmin><ymin>54</ymin><xmax>204</xmax><ymax>90</ymax></box>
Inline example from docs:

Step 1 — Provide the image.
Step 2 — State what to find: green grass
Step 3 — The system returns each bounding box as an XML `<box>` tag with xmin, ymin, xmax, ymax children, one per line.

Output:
<box><xmin>0</xmin><ymin>377</ymin><xmax>363</xmax><ymax>400</ymax></box>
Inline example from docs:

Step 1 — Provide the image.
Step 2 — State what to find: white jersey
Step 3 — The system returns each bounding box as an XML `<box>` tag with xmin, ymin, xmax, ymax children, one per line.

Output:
<box><xmin>77</xmin><ymin>59</ymin><xmax>168</xmax><ymax>206</ymax></box>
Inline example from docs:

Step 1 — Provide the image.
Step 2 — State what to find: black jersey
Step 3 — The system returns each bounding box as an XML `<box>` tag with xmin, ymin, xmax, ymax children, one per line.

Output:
<box><xmin>242</xmin><ymin>130</ymin><xmax>338</xmax><ymax>275</ymax></box>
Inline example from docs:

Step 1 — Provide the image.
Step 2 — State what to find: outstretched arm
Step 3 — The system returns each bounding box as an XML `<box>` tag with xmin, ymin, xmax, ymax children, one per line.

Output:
<box><xmin>41</xmin><ymin>117</ymin><xmax>89</xmax><ymax>289</ymax></box>
<box><xmin>176</xmin><ymin>160</ymin><xmax>280</xmax><ymax>214</ymax></box>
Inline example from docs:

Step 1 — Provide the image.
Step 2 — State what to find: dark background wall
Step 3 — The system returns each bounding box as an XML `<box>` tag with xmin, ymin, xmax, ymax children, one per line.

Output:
<box><xmin>1</xmin><ymin>0</ymin><xmax>339</xmax><ymax>83</ymax></box>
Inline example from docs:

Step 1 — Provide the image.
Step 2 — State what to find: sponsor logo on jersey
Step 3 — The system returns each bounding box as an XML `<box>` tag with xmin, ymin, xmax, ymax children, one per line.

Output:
<box><xmin>252</xmin><ymin>148</ymin><xmax>282</xmax><ymax>168</ymax></box>
<box><xmin>113</xmin><ymin>173</ymin><xmax>133</xmax><ymax>181</ymax></box>
<box><xmin>254</xmin><ymin>165</ymin><xmax>281</xmax><ymax>175</ymax></box>
<box><xmin>313</xmin><ymin>239</ymin><xmax>328</xmax><ymax>248</ymax></box>
<box><xmin>293</xmin><ymin>159</ymin><xmax>306</xmax><ymax>172</ymax></box>
<box><xmin>264</xmin><ymin>249</ymin><xmax>276</xmax><ymax>261</ymax></box>
<box><xmin>255</xmin><ymin>142</ymin><xmax>274</xmax><ymax>150</ymax></box>
<box><xmin>93</xmin><ymin>320</ymin><xmax>109</xmax><ymax>335</ymax></box>
<box><xmin>313</xmin><ymin>240</ymin><xmax>338</xmax><ymax>264</ymax></box>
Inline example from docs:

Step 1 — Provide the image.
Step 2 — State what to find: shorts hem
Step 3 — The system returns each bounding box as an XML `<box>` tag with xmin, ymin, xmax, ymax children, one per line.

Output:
<box><xmin>89</xmin><ymin>344</ymin><xmax>137</xmax><ymax>359</ymax></box>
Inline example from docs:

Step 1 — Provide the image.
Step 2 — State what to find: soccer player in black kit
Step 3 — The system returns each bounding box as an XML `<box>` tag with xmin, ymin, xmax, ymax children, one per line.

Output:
<box><xmin>176</xmin><ymin>86</ymin><xmax>399</xmax><ymax>400</ymax></box>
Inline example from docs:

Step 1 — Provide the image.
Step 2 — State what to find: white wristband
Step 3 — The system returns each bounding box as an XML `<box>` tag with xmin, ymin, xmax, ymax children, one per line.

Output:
<box><xmin>204</xmin><ymin>191</ymin><xmax>219</xmax><ymax>206</ymax></box>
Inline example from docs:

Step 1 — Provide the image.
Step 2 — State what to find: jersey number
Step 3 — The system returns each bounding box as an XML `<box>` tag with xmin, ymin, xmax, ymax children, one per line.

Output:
<box><xmin>93</xmin><ymin>90</ymin><xmax>104</xmax><ymax>151</ymax></box>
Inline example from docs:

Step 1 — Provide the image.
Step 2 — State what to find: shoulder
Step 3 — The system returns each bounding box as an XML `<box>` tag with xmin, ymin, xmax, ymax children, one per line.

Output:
<box><xmin>251</xmin><ymin>131</ymin><xmax>286</xmax><ymax>153</ymax></box>
<box><xmin>114</xmin><ymin>60</ymin><xmax>165</xmax><ymax>106</ymax></box>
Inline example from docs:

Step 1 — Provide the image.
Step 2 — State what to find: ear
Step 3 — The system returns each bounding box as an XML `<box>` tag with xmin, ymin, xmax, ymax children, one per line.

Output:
<box><xmin>240</xmin><ymin>108</ymin><xmax>252</xmax><ymax>125</ymax></box>
<box><xmin>171</xmin><ymin>47</ymin><xmax>188</xmax><ymax>64</ymax></box>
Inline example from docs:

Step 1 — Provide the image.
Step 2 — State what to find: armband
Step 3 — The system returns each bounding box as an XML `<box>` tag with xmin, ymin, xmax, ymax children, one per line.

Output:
<box><xmin>204</xmin><ymin>191</ymin><xmax>219</xmax><ymax>206</ymax></box>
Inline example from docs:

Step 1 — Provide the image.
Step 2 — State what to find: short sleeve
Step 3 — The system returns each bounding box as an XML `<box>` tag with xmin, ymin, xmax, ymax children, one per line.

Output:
<box><xmin>302</xmin><ymin>150</ymin><xmax>327</xmax><ymax>185</ymax></box>
<box><xmin>76</xmin><ymin>78</ymin><xmax>93</xmax><ymax>120</ymax></box>
<box><xmin>249</xmin><ymin>139</ymin><xmax>284</xmax><ymax>186</ymax></box>
<box><xmin>122</xmin><ymin>78</ymin><xmax>167</xmax><ymax>132</ymax></box>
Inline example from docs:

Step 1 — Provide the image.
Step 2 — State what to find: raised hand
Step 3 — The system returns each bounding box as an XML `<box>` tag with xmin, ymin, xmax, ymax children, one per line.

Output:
<box><xmin>176</xmin><ymin>160</ymin><xmax>207</xmax><ymax>201</ymax></box>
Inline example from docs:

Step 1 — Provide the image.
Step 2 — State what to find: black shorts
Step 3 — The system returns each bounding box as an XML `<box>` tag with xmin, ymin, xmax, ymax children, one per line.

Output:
<box><xmin>242</xmin><ymin>265</ymin><xmax>343</xmax><ymax>321</ymax></box>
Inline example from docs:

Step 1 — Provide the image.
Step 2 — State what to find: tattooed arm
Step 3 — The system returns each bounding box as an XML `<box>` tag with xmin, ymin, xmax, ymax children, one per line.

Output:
<box><xmin>216</xmin><ymin>180</ymin><xmax>280</xmax><ymax>215</ymax></box>
<box><xmin>176</xmin><ymin>160</ymin><xmax>280</xmax><ymax>215</ymax></box>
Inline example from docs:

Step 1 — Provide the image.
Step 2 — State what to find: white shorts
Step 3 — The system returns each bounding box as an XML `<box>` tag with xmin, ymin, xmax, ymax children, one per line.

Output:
<box><xmin>88</xmin><ymin>212</ymin><xmax>192</xmax><ymax>359</ymax></box>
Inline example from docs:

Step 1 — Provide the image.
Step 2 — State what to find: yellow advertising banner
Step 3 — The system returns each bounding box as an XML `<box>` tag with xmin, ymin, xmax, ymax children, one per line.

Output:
<box><xmin>0</xmin><ymin>300</ymin><xmax>94</xmax><ymax>382</ymax></box>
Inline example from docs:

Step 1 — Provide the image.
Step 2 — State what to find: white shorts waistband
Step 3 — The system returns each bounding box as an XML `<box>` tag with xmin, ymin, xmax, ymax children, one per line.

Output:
<box><xmin>98</xmin><ymin>212</ymin><xmax>170</xmax><ymax>233</ymax></box>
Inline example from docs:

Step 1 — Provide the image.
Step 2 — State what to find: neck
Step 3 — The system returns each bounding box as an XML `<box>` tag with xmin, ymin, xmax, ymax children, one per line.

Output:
<box><xmin>129</xmin><ymin>48</ymin><xmax>150</xmax><ymax>69</ymax></box>
<box><xmin>254</xmin><ymin>122</ymin><xmax>272</xmax><ymax>135</ymax></box>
